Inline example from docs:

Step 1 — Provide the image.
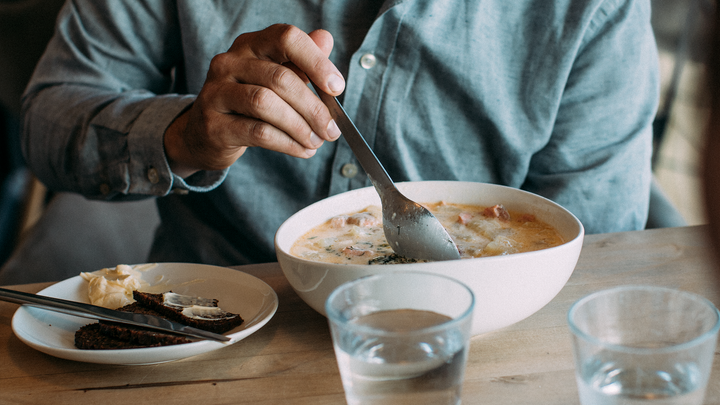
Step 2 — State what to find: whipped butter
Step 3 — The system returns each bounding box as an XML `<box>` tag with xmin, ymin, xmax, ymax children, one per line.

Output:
<box><xmin>80</xmin><ymin>264</ymin><xmax>152</xmax><ymax>309</ymax></box>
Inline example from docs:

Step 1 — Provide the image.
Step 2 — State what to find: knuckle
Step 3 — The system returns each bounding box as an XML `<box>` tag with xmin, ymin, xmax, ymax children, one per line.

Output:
<box><xmin>307</xmin><ymin>101</ymin><xmax>326</xmax><ymax>123</ymax></box>
<box><xmin>267</xmin><ymin>23</ymin><xmax>291</xmax><ymax>33</ymax></box>
<box><xmin>268</xmin><ymin>65</ymin><xmax>294</xmax><ymax>91</ymax></box>
<box><xmin>276</xmin><ymin>25</ymin><xmax>304</xmax><ymax>49</ymax></box>
<box><xmin>248</xmin><ymin>86</ymin><xmax>274</xmax><ymax>112</ymax></box>
<box><xmin>208</xmin><ymin>53</ymin><xmax>232</xmax><ymax>76</ymax></box>
<box><xmin>231</xmin><ymin>30</ymin><xmax>253</xmax><ymax>47</ymax></box>
<box><xmin>247</xmin><ymin>120</ymin><xmax>272</xmax><ymax>145</ymax></box>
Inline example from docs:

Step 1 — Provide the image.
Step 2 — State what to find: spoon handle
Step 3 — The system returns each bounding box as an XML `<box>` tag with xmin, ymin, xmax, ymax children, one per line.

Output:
<box><xmin>311</xmin><ymin>83</ymin><xmax>396</xmax><ymax>198</ymax></box>
<box><xmin>312</xmin><ymin>83</ymin><xmax>460</xmax><ymax>261</ymax></box>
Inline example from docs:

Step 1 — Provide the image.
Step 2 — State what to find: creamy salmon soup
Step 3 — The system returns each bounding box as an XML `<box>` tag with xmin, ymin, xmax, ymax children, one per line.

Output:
<box><xmin>290</xmin><ymin>202</ymin><xmax>564</xmax><ymax>264</ymax></box>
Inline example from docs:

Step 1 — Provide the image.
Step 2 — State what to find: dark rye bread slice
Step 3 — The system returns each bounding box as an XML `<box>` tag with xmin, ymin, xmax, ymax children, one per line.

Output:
<box><xmin>75</xmin><ymin>323</ymin><xmax>190</xmax><ymax>350</ymax></box>
<box><xmin>132</xmin><ymin>291</ymin><xmax>244</xmax><ymax>334</ymax></box>
<box><xmin>74</xmin><ymin>303</ymin><xmax>192</xmax><ymax>349</ymax></box>
<box><xmin>74</xmin><ymin>292</ymin><xmax>244</xmax><ymax>350</ymax></box>
<box><xmin>98</xmin><ymin>302</ymin><xmax>192</xmax><ymax>345</ymax></box>
<box><xmin>75</xmin><ymin>323</ymin><xmax>152</xmax><ymax>350</ymax></box>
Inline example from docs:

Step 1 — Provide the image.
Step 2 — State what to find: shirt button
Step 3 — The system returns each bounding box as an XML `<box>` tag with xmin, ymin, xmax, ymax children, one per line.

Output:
<box><xmin>147</xmin><ymin>167</ymin><xmax>159</xmax><ymax>184</ymax></box>
<box><xmin>360</xmin><ymin>53</ymin><xmax>377</xmax><ymax>70</ymax></box>
<box><xmin>99</xmin><ymin>183</ymin><xmax>110</xmax><ymax>195</ymax></box>
<box><xmin>341</xmin><ymin>163</ymin><xmax>359</xmax><ymax>178</ymax></box>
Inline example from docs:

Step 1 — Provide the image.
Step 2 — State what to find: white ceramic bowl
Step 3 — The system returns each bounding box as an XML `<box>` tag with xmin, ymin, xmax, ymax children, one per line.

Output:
<box><xmin>275</xmin><ymin>181</ymin><xmax>584</xmax><ymax>336</ymax></box>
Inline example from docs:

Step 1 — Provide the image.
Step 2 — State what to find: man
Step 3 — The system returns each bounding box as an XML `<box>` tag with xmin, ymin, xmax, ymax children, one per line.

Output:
<box><xmin>21</xmin><ymin>0</ymin><xmax>658</xmax><ymax>266</ymax></box>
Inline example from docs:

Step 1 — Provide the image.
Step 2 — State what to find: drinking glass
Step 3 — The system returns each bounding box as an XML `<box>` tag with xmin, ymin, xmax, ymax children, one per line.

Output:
<box><xmin>326</xmin><ymin>271</ymin><xmax>475</xmax><ymax>405</ymax></box>
<box><xmin>568</xmin><ymin>285</ymin><xmax>720</xmax><ymax>405</ymax></box>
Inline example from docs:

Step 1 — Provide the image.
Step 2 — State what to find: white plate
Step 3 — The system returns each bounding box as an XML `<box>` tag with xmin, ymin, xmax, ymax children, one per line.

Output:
<box><xmin>11</xmin><ymin>263</ymin><xmax>278</xmax><ymax>365</ymax></box>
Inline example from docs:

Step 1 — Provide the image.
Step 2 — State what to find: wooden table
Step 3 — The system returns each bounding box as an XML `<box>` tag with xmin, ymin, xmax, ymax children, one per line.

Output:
<box><xmin>1</xmin><ymin>225</ymin><xmax>719</xmax><ymax>404</ymax></box>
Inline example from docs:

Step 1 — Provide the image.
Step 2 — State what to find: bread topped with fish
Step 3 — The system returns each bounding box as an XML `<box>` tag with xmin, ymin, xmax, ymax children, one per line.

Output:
<box><xmin>74</xmin><ymin>291</ymin><xmax>244</xmax><ymax>350</ymax></box>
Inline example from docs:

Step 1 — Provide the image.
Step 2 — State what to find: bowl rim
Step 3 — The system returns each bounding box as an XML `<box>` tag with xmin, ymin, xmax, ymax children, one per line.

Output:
<box><xmin>274</xmin><ymin>181</ymin><xmax>585</xmax><ymax>267</ymax></box>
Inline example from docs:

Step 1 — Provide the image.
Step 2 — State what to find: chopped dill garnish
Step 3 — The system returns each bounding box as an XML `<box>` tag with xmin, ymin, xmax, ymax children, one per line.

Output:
<box><xmin>368</xmin><ymin>254</ymin><xmax>428</xmax><ymax>265</ymax></box>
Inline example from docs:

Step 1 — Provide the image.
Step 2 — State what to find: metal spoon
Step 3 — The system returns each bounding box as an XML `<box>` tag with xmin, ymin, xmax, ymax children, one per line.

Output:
<box><xmin>312</xmin><ymin>83</ymin><xmax>460</xmax><ymax>261</ymax></box>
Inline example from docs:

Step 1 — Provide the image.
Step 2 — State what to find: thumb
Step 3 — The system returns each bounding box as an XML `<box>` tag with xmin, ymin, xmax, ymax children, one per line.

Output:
<box><xmin>286</xmin><ymin>29</ymin><xmax>343</xmax><ymax>95</ymax></box>
<box><xmin>306</xmin><ymin>29</ymin><xmax>343</xmax><ymax>95</ymax></box>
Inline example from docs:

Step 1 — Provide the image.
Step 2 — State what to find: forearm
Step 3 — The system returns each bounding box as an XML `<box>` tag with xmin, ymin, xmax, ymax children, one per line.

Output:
<box><xmin>22</xmin><ymin>84</ymin><xmax>225</xmax><ymax>200</ymax></box>
<box><xmin>20</xmin><ymin>1</ymin><xmax>228</xmax><ymax>200</ymax></box>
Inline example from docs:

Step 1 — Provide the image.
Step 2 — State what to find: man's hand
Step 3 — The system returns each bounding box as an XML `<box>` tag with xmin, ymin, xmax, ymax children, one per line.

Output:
<box><xmin>164</xmin><ymin>25</ymin><xmax>344</xmax><ymax>178</ymax></box>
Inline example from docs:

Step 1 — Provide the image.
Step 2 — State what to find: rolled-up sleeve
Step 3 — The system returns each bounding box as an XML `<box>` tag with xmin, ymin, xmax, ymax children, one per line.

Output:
<box><xmin>21</xmin><ymin>0</ymin><xmax>226</xmax><ymax>200</ymax></box>
<box><xmin>522</xmin><ymin>0</ymin><xmax>658</xmax><ymax>233</ymax></box>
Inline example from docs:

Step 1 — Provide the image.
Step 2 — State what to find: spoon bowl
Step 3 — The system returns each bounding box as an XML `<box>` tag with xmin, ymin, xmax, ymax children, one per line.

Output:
<box><xmin>380</xmin><ymin>187</ymin><xmax>459</xmax><ymax>261</ymax></box>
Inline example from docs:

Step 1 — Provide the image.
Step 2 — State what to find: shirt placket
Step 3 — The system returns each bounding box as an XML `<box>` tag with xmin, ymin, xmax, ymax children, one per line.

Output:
<box><xmin>327</xmin><ymin>4</ymin><xmax>406</xmax><ymax>196</ymax></box>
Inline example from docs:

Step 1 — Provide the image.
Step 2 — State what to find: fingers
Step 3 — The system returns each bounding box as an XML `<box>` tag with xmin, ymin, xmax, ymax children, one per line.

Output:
<box><xmin>209</xmin><ymin>54</ymin><xmax>339</xmax><ymax>147</ymax></box>
<box><xmin>218</xmin><ymin>81</ymin><xmax>327</xmax><ymax>156</ymax></box>
<box><xmin>247</xmin><ymin>25</ymin><xmax>344</xmax><ymax>96</ymax></box>
<box><xmin>206</xmin><ymin>108</ymin><xmax>320</xmax><ymax>161</ymax></box>
<box><xmin>168</xmin><ymin>24</ymin><xmax>345</xmax><ymax>175</ymax></box>
<box><xmin>220</xmin><ymin>24</ymin><xmax>343</xmax><ymax>144</ymax></box>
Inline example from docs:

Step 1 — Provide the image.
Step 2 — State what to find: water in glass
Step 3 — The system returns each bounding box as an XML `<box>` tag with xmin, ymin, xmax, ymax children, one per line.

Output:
<box><xmin>334</xmin><ymin>309</ymin><xmax>467</xmax><ymax>405</ymax></box>
<box><xmin>577</xmin><ymin>357</ymin><xmax>705</xmax><ymax>405</ymax></box>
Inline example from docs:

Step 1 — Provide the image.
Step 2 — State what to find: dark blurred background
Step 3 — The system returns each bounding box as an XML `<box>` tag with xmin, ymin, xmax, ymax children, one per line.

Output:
<box><xmin>0</xmin><ymin>0</ymin><xmax>159</xmax><ymax>284</ymax></box>
<box><xmin>0</xmin><ymin>0</ymin><xmax>65</xmax><ymax>267</ymax></box>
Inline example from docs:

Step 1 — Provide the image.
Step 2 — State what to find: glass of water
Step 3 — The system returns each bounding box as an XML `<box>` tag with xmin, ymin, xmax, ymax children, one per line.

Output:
<box><xmin>568</xmin><ymin>285</ymin><xmax>720</xmax><ymax>405</ymax></box>
<box><xmin>326</xmin><ymin>271</ymin><xmax>474</xmax><ymax>405</ymax></box>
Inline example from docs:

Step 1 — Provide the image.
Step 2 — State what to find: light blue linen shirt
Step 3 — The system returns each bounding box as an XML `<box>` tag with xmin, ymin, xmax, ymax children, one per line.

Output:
<box><xmin>22</xmin><ymin>0</ymin><xmax>658</xmax><ymax>265</ymax></box>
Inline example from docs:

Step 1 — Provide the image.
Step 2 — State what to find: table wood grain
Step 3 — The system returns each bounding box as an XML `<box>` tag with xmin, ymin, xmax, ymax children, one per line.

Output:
<box><xmin>1</xmin><ymin>225</ymin><xmax>719</xmax><ymax>404</ymax></box>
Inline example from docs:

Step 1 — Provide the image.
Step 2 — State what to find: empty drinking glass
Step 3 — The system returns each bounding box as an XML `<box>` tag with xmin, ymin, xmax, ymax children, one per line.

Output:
<box><xmin>568</xmin><ymin>285</ymin><xmax>720</xmax><ymax>405</ymax></box>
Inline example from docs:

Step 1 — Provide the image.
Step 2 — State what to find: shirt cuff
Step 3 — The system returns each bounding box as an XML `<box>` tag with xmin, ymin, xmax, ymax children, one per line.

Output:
<box><xmin>169</xmin><ymin>169</ymin><xmax>229</xmax><ymax>194</ymax></box>
<box><xmin>126</xmin><ymin>94</ymin><xmax>227</xmax><ymax>196</ymax></box>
